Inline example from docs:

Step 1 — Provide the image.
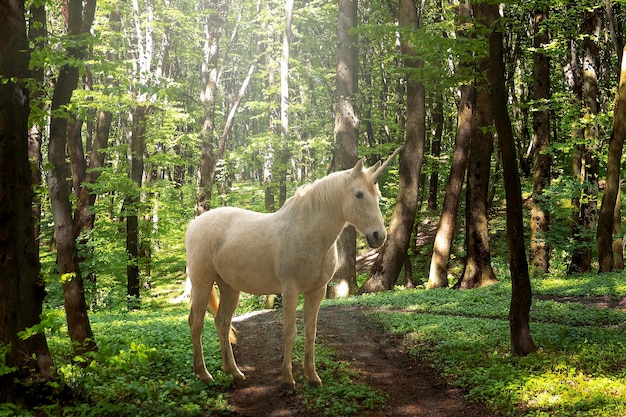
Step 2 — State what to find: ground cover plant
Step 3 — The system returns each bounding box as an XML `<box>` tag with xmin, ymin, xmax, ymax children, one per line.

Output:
<box><xmin>328</xmin><ymin>277</ymin><xmax>626</xmax><ymax>416</ymax></box>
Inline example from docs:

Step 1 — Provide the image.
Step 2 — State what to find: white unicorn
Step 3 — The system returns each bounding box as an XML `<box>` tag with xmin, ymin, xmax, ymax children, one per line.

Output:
<box><xmin>186</xmin><ymin>149</ymin><xmax>399</xmax><ymax>390</ymax></box>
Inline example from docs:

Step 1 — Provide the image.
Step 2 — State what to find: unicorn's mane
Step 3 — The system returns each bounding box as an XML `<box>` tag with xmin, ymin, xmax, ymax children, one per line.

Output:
<box><xmin>281</xmin><ymin>170</ymin><xmax>348</xmax><ymax>215</ymax></box>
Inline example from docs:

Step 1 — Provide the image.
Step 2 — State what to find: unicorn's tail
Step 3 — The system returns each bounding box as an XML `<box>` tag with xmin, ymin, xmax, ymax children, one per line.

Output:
<box><xmin>207</xmin><ymin>285</ymin><xmax>237</xmax><ymax>344</ymax></box>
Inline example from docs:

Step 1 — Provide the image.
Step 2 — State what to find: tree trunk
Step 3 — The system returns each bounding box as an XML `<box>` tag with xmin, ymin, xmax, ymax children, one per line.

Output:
<box><xmin>329</xmin><ymin>0</ymin><xmax>359</xmax><ymax>298</ymax></box>
<box><xmin>0</xmin><ymin>1</ymin><xmax>54</xmax><ymax>402</ymax></box>
<box><xmin>27</xmin><ymin>1</ymin><xmax>46</xmax><ymax>242</ymax></box>
<box><xmin>196</xmin><ymin>1</ymin><xmax>227</xmax><ymax>214</ymax></box>
<box><xmin>47</xmin><ymin>0</ymin><xmax>97</xmax><ymax>356</ymax></box>
<box><xmin>598</xmin><ymin>46</ymin><xmax>626</xmax><ymax>272</ymax></box>
<box><xmin>530</xmin><ymin>5</ymin><xmax>552</xmax><ymax>274</ymax></box>
<box><xmin>427</xmin><ymin>0</ymin><xmax>473</xmax><ymax>289</ymax></box>
<box><xmin>126</xmin><ymin>106</ymin><xmax>148</xmax><ymax>308</ymax></box>
<box><xmin>456</xmin><ymin>3</ymin><xmax>497</xmax><ymax>289</ymax></box>
<box><xmin>569</xmin><ymin>9</ymin><xmax>601</xmax><ymax>273</ymax></box>
<box><xmin>485</xmin><ymin>2</ymin><xmax>537</xmax><ymax>356</ymax></box>
<box><xmin>361</xmin><ymin>0</ymin><xmax>424</xmax><ymax>293</ymax></box>
<box><xmin>427</xmin><ymin>89</ymin><xmax>443</xmax><ymax>210</ymax></box>
<box><xmin>278</xmin><ymin>0</ymin><xmax>295</xmax><ymax>207</ymax></box>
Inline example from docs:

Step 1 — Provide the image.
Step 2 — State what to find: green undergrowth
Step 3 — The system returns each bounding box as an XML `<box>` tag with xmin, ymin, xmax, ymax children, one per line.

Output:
<box><xmin>294</xmin><ymin>338</ymin><xmax>387</xmax><ymax>416</ymax></box>
<box><xmin>326</xmin><ymin>278</ymin><xmax>626</xmax><ymax>417</ymax></box>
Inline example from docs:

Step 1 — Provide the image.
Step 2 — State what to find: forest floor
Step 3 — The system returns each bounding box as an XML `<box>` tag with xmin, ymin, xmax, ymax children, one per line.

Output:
<box><xmin>225</xmin><ymin>294</ymin><xmax>626</xmax><ymax>416</ymax></box>
<box><xmin>227</xmin><ymin>305</ymin><xmax>502</xmax><ymax>417</ymax></box>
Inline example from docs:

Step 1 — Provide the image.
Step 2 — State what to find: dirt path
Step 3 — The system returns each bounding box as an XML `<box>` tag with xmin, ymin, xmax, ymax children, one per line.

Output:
<box><xmin>227</xmin><ymin>306</ymin><xmax>500</xmax><ymax>416</ymax></box>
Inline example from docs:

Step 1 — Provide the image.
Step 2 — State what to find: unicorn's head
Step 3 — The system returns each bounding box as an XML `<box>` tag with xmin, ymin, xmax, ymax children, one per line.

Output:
<box><xmin>343</xmin><ymin>148</ymin><xmax>401</xmax><ymax>248</ymax></box>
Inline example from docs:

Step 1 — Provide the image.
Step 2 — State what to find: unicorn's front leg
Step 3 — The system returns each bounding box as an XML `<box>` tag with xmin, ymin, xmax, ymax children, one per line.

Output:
<box><xmin>303</xmin><ymin>286</ymin><xmax>325</xmax><ymax>387</ymax></box>
<box><xmin>280</xmin><ymin>288</ymin><xmax>298</xmax><ymax>391</ymax></box>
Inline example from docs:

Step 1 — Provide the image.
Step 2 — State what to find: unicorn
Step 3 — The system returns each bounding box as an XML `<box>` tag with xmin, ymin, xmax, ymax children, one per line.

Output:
<box><xmin>186</xmin><ymin>149</ymin><xmax>400</xmax><ymax>390</ymax></box>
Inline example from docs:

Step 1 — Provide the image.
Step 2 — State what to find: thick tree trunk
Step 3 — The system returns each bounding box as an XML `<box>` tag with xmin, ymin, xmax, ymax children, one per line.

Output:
<box><xmin>530</xmin><ymin>6</ymin><xmax>552</xmax><ymax>274</ymax></box>
<box><xmin>570</xmin><ymin>9</ymin><xmax>601</xmax><ymax>273</ymax></box>
<box><xmin>0</xmin><ymin>1</ymin><xmax>54</xmax><ymax>402</ymax></box>
<box><xmin>361</xmin><ymin>0</ymin><xmax>424</xmax><ymax>293</ymax></box>
<box><xmin>47</xmin><ymin>0</ymin><xmax>97</xmax><ymax>356</ymax></box>
<box><xmin>427</xmin><ymin>1</ymin><xmax>473</xmax><ymax>289</ymax></box>
<box><xmin>456</xmin><ymin>6</ymin><xmax>497</xmax><ymax>289</ymax></box>
<box><xmin>485</xmin><ymin>3</ymin><xmax>537</xmax><ymax>356</ymax></box>
<box><xmin>329</xmin><ymin>0</ymin><xmax>359</xmax><ymax>298</ymax></box>
<box><xmin>598</xmin><ymin>46</ymin><xmax>626</xmax><ymax>272</ymax></box>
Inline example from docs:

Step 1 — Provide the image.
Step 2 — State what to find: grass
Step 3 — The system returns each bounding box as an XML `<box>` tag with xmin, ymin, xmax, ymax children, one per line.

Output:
<box><xmin>6</xmin><ymin>202</ymin><xmax>626</xmax><ymax>416</ymax></box>
<box><xmin>327</xmin><ymin>278</ymin><xmax>626</xmax><ymax>416</ymax></box>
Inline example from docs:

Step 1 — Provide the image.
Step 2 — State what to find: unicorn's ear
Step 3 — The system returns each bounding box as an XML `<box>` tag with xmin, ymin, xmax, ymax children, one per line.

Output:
<box><xmin>351</xmin><ymin>158</ymin><xmax>365</xmax><ymax>176</ymax></box>
<box><xmin>370</xmin><ymin>146</ymin><xmax>402</xmax><ymax>183</ymax></box>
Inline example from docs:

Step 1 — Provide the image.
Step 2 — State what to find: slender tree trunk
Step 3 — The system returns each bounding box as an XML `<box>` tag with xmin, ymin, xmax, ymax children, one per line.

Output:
<box><xmin>530</xmin><ymin>5</ymin><xmax>552</xmax><ymax>274</ymax></box>
<box><xmin>125</xmin><ymin>106</ymin><xmax>148</xmax><ymax>308</ymax></box>
<box><xmin>428</xmin><ymin>89</ymin><xmax>443</xmax><ymax>210</ymax></box>
<box><xmin>0</xmin><ymin>1</ymin><xmax>54</xmax><ymax>402</ymax></box>
<box><xmin>277</xmin><ymin>0</ymin><xmax>294</xmax><ymax>207</ymax></box>
<box><xmin>485</xmin><ymin>2</ymin><xmax>537</xmax><ymax>356</ymax></box>
<box><xmin>427</xmin><ymin>0</ymin><xmax>473</xmax><ymax>289</ymax></box>
<box><xmin>598</xmin><ymin>46</ymin><xmax>626</xmax><ymax>272</ymax></box>
<box><xmin>456</xmin><ymin>2</ymin><xmax>497</xmax><ymax>289</ymax></box>
<box><xmin>196</xmin><ymin>1</ymin><xmax>227</xmax><ymax>214</ymax></box>
<box><xmin>361</xmin><ymin>0</ymin><xmax>424</xmax><ymax>293</ymax></box>
<box><xmin>612</xmin><ymin>186</ymin><xmax>624</xmax><ymax>270</ymax></box>
<box><xmin>47</xmin><ymin>0</ymin><xmax>97</xmax><ymax>356</ymax></box>
<box><xmin>27</xmin><ymin>1</ymin><xmax>46</xmax><ymax>242</ymax></box>
<box><xmin>329</xmin><ymin>0</ymin><xmax>359</xmax><ymax>298</ymax></box>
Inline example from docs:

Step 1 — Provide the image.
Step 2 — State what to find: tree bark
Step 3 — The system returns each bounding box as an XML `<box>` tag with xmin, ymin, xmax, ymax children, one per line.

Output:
<box><xmin>47</xmin><ymin>0</ymin><xmax>97</xmax><ymax>356</ymax></box>
<box><xmin>361</xmin><ymin>0</ymin><xmax>424</xmax><ymax>293</ymax></box>
<box><xmin>196</xmin><ymin>0</ymin><xmax>227</xmax><ymax>214</ymax></box>
<box><xmin>485</xmin><ymin>2</ymin><xmax>537</xmax><ymax>356</ymax></box>
<box><xmin>329</xmin><ymin>0</ymin><xmax>359</xmax><ymax>298</ymax></box>
<box><xmin>427</xmin><ymin>0</ymin><xmax>473</xmax><ymax>289</ymax></box>
<box><xmin>125</xmin><ymin>106</ymin><xmax>148</xmax><ymax>307</ymax></box>
<box><xmin>569</xmin><ymin>9</ymin><xmax>601</xmax><ymax>273</ymax></box>
<box><xmin>598</xmin><ymin>46</ymin><xmax>626</xmax><ymax>272</ymax></box>
<box><xmin>0</xmin><ymin>0</ymin><xmax>54</xmax><ymax>402</ymax></box>
<box><xmin>530</xmin><ymin>5</ymin><xmax>552</xmax><ymax>274</ymax></box>
<box><xmin>456</xmin><ymin>2</ymin><xmax>497</xmax><ymax>289</ymax></box>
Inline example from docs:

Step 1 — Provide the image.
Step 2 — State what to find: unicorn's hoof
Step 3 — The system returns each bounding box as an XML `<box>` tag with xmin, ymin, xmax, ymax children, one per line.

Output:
<box><xmin>307</xmin><ymin>378</ymin><xmax>323</xmax><ymax>388</ymax></box>
<box><xmin>196</xmin><ymin>372</ymin><xmax>214</xmax><ymax>383</ymax></box>
<box><xmin>233</xmin><ymin>372</ymin><xmax>246</xmax><ymax>382</ymax></box>
<box><xmin>280</xmin><ymin>381</ymin><xmax>296</xmax><ymax>392</ymax></box>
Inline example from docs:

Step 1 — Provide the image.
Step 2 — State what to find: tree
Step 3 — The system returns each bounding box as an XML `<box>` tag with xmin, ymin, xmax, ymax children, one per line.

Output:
<box><xmin>427</xmin><ymin>0</ymin><xmax>473</xmax><ymax>289</ymax></box>
<box><xmin>0</xmin><ymin>0</ymin><xmax>53</xmax><ymax>402</ymax></box>
<box><xmin>196</xmin><ymin>0</ymin><xmax>228</xmax><ymax>214</ymax></box>
<box><xmin>361</xmin><ymin>0</ymin><xmax>424</xmax><ymax>293</ymax></box>
<box><xmin>329</xmin><ymin>0</ymin><xmax>360</xmax><ymax>298</ymax></box>
<box><xmin>455</xmin><ymin>1</ymin><xmax>497</xmax><ymax>289</ymax></box>
<box><xmin>485</xmin><ymin>1</ymin><xmax>537</xmax><ymax>356</ymax></box>
<box><xmin>568</xmin><ymin>7</ymin><xmax>601</xmax><ymax>273</ymax></box>
<box><xmin>47</xmin><ymin>0</ymin><xmax>98</xmax><ymax>356</ymax></box>
<box><xmin>529</xmin><ymin>4</ymin><xmax>552</xmax><ymax>274</ymax></box>
<box><xmin>597</xmin><ymin>46</ymin><xmax>626</xmax><ymax>272</ymax></box>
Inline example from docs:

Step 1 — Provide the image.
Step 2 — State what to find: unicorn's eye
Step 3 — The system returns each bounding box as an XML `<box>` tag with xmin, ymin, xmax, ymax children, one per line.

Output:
<box><xmin>355</xmin><ymin>191</ymin><xmax>364</xmax><ymax>199</ymax></box>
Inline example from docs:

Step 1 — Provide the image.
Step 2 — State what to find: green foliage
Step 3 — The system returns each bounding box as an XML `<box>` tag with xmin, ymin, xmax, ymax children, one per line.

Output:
<box><xmin>327</xmin><ymin>283</ymin><xmax>626</xmax><ymax>416</ymax></box>
<box><xmin>296</xmin><ymin>339</ymin><xmax>387</xmax><ymax>416</ymax></box>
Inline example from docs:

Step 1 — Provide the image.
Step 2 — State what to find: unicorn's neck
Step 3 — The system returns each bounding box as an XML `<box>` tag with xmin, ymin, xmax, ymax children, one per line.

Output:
<box><xmin>278</xmin><ymin>172</ymin><xmax>349</xmax><ymax>245</ymax></box>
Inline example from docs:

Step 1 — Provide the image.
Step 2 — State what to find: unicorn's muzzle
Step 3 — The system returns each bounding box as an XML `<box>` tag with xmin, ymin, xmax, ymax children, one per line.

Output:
<box><xmin>366</xmin><ymin>230</ymin><xmax>386</xmax><ymax>248</ymax></box>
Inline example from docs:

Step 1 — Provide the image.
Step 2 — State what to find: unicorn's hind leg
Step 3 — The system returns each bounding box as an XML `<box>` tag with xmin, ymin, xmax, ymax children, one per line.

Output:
<box><xmin>214</xmin><ymin>278</ymin><xmax>245</xmax><ymax>381</ymax></box>
<box><xmin>303</xmin><ymin>286</ymin><xmax>326</xmax><ymax>387</ymax></box>
<box><xmin>188</xmin><ymin>276</ymin><xmax>215</xmax><ymax>383</ymax></box>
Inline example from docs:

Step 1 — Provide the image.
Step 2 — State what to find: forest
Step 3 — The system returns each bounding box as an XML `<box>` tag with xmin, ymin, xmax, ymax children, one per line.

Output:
<box><xmin>2</xmin><ymin>0</ymin><xmax>626</xmax><ymax>415</ymax></box>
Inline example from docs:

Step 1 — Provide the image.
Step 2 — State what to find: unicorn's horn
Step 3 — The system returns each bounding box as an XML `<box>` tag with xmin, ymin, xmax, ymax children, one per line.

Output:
<box><xmin>370</xmin><ymin>146</ymin><xmax>402</xmax><ymax>183</ymax></box>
